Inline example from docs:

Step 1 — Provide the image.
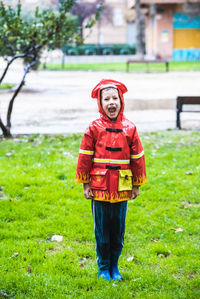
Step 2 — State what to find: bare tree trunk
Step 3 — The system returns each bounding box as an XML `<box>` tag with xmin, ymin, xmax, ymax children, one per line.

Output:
<box><xmin>0</xmin><ymin>117</ymin><xmax>12</xmax><ymax>138</ymax></box>
<box><xmin>135</xmin><ymin>0</ymin><xmax>144</xmax><ymax>58</ymax></box>
<box><xmin>0</xmin><ymin>60</ymin><xmax>36</xmax><ymax>138</ymax></box>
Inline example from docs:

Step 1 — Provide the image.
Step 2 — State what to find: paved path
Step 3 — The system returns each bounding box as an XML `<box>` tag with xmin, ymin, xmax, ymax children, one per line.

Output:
<box><xmin>0</xmin><ymin>65</ymin><xmax>200</xmax><ymax>135</ymax></box>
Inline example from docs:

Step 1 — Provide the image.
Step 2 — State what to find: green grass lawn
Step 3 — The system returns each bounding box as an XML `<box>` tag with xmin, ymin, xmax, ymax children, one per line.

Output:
<box><xmin>0</xmin><ymin>83</ymin><xmax>15</xmax><ymax>90</ymax></box>
<box><xmin>0</xmin><ymin>131</ymin><xmax>200</xmax><ymax>298</ymax></box>
<box><xmin>43</xmin><ymin>61</ymin><xmax>200</xmax><ymax>72</ymax></box>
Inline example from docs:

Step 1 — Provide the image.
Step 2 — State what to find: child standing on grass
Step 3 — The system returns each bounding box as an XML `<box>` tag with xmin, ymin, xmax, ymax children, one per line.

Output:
<box><xmin>75</xmin><ymin>79</ymin><xmax>146</xmax><ymax>281</ymax></box>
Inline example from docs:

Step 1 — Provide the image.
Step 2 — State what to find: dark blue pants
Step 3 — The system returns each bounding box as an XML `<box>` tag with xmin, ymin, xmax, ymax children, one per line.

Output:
<box><xmin>91</xmin><ymin>200</ymin><xmax>127</xmax><ymax>271</ymax></box>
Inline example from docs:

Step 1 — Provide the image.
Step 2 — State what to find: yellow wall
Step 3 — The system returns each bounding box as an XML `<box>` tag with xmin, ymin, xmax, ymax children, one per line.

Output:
<box><xmin>174</xmin><ymin>29</ymin><xmax>200</xmax><ymax>48</ymax></box>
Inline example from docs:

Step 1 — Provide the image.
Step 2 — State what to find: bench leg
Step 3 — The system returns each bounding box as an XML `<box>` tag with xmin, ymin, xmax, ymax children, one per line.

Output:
<box><xmin>166</xmin><ymin>62</ymin><xmax>169</xmax><ymax>72</ymax></box>
<box><xmin>176</xmin><ymin>111</ymin><xmax>181</xmax><ymax>129</ymax></box>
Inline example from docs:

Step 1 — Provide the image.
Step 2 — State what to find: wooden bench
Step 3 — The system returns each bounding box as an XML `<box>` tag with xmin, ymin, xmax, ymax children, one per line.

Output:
<box><xmin>176</xmin><ymin>96</ymin><xmax>200</xmax><ymax>129</ymax></box>
<box><xmin>126</xmin><ymin>59</ymin><xmax>169</xmax><ymax>72</ymax></box>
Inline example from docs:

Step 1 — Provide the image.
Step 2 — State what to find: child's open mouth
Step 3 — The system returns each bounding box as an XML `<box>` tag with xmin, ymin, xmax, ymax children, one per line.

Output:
<box><xmin>108</xmin><ymin>107</ymin><xmax>116</xmax><ymax>114</ymax></box>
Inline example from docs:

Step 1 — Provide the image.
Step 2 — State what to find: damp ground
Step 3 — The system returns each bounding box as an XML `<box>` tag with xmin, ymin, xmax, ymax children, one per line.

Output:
<box><xmin>1</xmin><ymin>64</ymin><xmax>200</xmax><ymax>135</ymax></box>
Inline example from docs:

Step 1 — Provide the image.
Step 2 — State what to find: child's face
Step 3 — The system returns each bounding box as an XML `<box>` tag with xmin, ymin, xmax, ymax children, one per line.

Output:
<box><xmin>101</xmin><ymin>88</ymin><xmax>121</xmax><ymax>121</ymax></box>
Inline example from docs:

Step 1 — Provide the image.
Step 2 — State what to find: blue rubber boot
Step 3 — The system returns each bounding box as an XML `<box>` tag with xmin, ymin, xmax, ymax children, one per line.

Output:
<box><xmin>98</xmin><ymin>270</ymin><xmax>111</xmax><ymax>281</ymax></box>
<box><xmin>110</xmin><ymin>256</ymin><xmax>122</xmax><ymax>281</ymax></box>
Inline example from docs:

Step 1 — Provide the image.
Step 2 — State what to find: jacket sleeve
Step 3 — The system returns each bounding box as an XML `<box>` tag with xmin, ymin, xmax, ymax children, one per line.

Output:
<box><xmin>75</xmin><ymin>125</ymin><xmax>95</xmax><ymax>183</ymax></box>
<box><xmin>130</xmin><ymin>127</ymin><xmax>147</xmax><ymax>186</ymax></box>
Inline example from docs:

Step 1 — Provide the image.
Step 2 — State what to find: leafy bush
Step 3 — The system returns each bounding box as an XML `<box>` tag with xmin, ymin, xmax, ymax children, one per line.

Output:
<box><xmin>63</xmin><ymin>44</ymin><xmax>136</xmax><ymax>56</ymax></box>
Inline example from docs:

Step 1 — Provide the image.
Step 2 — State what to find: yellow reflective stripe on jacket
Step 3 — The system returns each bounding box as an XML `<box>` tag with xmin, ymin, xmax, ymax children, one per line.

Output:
<box><xmin>131</xmin><ymin>150</ymin><xmax>144</xmax><ymax>159</ymax></box>
<box><xmin>93</xmin><ymin>158</ymin><xmax>130</xmax><ymax>164</ymax></box>
<box><xmin>79</xmin><ymin>149</ymin><xmax>94</xmax><ymax>155</ymax></box>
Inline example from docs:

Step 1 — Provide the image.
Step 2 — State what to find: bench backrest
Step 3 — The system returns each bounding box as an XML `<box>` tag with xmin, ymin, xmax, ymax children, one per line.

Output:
<box><xmin>177</xmin><ymin>96</ymin><xmax>200</xmax><ymax>106</ymax></box>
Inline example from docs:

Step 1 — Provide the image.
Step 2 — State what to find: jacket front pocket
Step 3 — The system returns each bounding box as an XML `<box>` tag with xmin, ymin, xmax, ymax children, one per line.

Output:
<box><xmin>90</xmin><ymin>168</ymin><xmax>108</xmax><ymax>190</ymax></box>
<box><xmin>118</xmin><ymin>169</ymin><xmax>133</xmax><ymax>191</ymax></box>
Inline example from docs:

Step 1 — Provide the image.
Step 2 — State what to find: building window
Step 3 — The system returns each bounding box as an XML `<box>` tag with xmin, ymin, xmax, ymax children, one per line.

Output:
<box><xmin>113</xmin><ymin>8</ymin><xmax>124</xmax><ymax>26</ymax></box>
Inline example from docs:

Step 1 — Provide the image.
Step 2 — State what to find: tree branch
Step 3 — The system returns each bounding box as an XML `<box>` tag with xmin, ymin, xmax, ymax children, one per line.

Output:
<box><xmin>0</xmin><ymin>54</ymin><xmax>27</xmax><ymax>84</ymax></box>
<box><xmin>0</xmin><ymin>45</ymin><xmax>41</xmax><ymax>84</ymax></box>
<box><xmin>6</xmin><ymin>60</ymin><xmax>37</xmax><ymax>130</ymax></box>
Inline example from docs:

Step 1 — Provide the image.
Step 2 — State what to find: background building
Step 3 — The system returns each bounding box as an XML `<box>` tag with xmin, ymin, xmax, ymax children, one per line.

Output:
<box><xmin>83</xmin><ymin>0</ymin><xmax>137</xmax><ymax>45</ymax></box>
<box><xmin>139</xmin><ymin>0</ymin><xmax>200</xmax><ymax>59</ymax></box>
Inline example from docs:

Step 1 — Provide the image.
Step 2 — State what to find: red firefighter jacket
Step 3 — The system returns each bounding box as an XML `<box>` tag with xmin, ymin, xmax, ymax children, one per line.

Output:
<box><xmin>75</xmin><ymin>79</ymin><xmax>147</xmax><ymax>203</ymax></box>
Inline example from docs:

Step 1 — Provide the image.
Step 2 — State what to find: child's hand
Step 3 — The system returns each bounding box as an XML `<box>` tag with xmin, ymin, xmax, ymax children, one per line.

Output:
<box><xmin>131</xmin><ymin>186</ymin><xmax>139</xmax><ymax>199</ymax></box>
<box><xmin>83</xmin><ymin>183</ymin><xmax>94</xmax><ymax>199</ymax></box>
